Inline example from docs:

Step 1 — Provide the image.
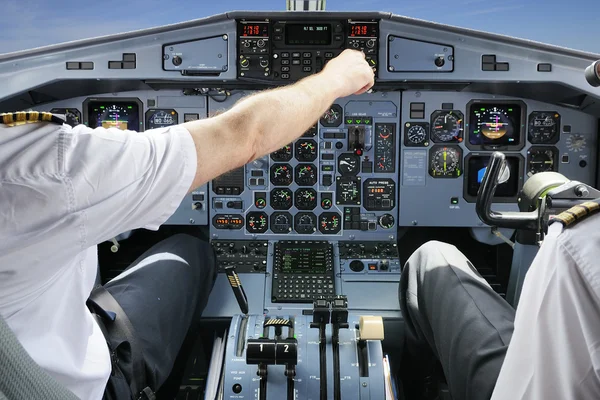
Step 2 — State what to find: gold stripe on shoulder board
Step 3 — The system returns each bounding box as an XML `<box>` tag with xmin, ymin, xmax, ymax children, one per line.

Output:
<box><xmin>0</xmin><ymin>111</ymin><xmax>64</xmax><ymax>127</ymax></box>
<box><xmin>552</xmin><ymin>200</ymin><xmax>600</xmax><ymax>228</ymax></box>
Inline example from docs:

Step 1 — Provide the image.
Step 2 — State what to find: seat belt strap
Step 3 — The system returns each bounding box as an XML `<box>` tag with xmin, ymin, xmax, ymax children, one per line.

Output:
<box><xmin>88</xmin><ymin>286</ymin><xmax>155</xmax><ymax>400</ymax></box>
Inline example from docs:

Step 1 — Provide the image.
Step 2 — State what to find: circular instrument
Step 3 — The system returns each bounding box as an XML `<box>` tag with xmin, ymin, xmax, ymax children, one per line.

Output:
<box><xmin>270</xmin><ymin>188</ymin><xmax>293</xmax><ymax>210</ymax></box>
<box><xmin>527</xmin><ymin>147</ymin><xmax>558</xmax><ymax>176</ymax></box>
<box><xmin>271</xmin><ymin>145</ymin><xmax>293</xmax><ymax>162</ymax></box>
<box><xmin>430</xmin><ymin>110</ymin><xmax>463</xmax><ymax>143</ymax></box>
<box><xmin>270</xmin><ymin>164</ymin><xmax>293</xmax><ymax>185</ymax></box>
<box><xmin>406</xmin><ymin>123</ymin><xmax>427</xmax><ymax>145</ymax></box>
<box><xmin>270</xmin><ymin>212</ymin><xmax>293</xmax><ymax>234</ymax></box>
<box><xmin>146</xmin><ymin>109</ymin><xmax>177</xmax><ymax>129</ymax></box>
<box><xmin>429</xmin><ymin>146</ymin><xmax>462</xmax><ymax>178</ymax></box>
<box><xmin>295</xmin><ymin>139</ymin><xmax>318</xmax><ymax>161</ymax></box>
<box><xmin>295</xmin><ymin>188</ymin><xmax>317</xmax><ymax>210</ymax></box>
<box><xmin>294</xmin><ymin>164</ymin><xmax>318</xmax><ymax>186</ymax></box>
<box><xmin>566</xmin><ymin>134</ymin><xmax>586</xmax><ymax>152</ymax></box>
<box><xmin>528</xmin><ymin>112</ymin><xmax>560</xmax><ymax>144</ymax></box>
<box><xmin>320</xmin><ymin>104</ymin><xmax>343</xmax><ymax>127</ymax></box>
<box><xmin>318</xmin><ymin>212</ymin><xmax>341</xmax><ymax>234</ymax></box>
<box><xmin>338</xmin><ymin>153</ymin><xmax>360</xmax><ymax>176</ymax></box>
<box><xmin>246</xmin><ymin>212</ymin><xmax>268</xmax><ymax>234</ymax></box>
<box><xmin>294</xmin><ymin>212</ymin><xmax>317</xmax><ymax>234</ymax></box>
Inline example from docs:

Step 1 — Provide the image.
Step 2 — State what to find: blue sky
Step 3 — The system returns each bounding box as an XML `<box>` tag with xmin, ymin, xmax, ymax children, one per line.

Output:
<box><xmin>0</xmin><ymin>0</ymin><xmax>597</xmax><ymax>54</ymax></box>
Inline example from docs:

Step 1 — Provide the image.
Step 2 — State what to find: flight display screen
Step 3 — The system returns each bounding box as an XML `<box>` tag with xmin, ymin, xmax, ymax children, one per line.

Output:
<box><xmin>466</xmin><ymin>155</ymin><xmax>521</xmax><ymax>198</ymax></box>
<box><xmin>285</xmin><ymin>24</ymin><xmax>332</xmax><ymax>45</ymax></box>
<box><xmin>468</xmin><ymin>103</ymin><xmax>522</xmax><ymax>147</ymax></box>
<box><xmin>87</xmin><ymin>101</ymin><xmax>141</xmax><ymax>131</ymax></box>
<box><xmin>274</xmin><ymin>242</ymin><xmax>331</xmax><ymax>274</ymax></box>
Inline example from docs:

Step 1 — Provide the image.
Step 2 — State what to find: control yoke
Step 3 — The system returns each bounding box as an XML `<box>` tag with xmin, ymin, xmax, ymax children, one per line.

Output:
<box><xmin>475</xmin><ymin>152</ymin><xmax>539</xmax><ymax>230</ymax></box>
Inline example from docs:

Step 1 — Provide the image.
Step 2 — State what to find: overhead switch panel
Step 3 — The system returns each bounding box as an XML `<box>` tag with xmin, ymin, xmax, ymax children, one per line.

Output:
<box><xmin>388</xmin><ymin>36</ymin><xmax>454</xmax><ymax>72</ymax></box>
<box><xmin>162</xmin><ymin>36</ymin><xmax>229</xmax><ymax>75</ymax></box>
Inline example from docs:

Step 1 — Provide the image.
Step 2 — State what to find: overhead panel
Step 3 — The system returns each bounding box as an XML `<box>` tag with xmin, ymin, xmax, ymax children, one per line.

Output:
<box><xmin>388</xmin><ymin>36</ymin><xmax>454</xmax><ymax>72</ymax></box>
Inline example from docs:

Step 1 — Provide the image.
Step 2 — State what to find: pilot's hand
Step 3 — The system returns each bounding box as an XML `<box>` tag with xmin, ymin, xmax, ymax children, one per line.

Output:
<box><xmin>321</xmin><ymin>49</ymin><xmax>375</xmax><ymax>97</ymax></box>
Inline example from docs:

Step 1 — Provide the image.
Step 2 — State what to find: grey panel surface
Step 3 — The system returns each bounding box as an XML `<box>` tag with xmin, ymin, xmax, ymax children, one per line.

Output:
<box><xmin>399</xmin><ymin>91</ymin><xmax>597</xmax><ymax>227</ymax></box>
<box><xmin>340</xmin><ymin>281</ymin><xmax>400</xmax><ymax>311</ymax></box>
<box><xmin>162</xmin><ymin>36</ymin><xmax>229</xmax><ymax>73</ymax></box>
<box><xmin>32</xmin><ymin>90</ymin><xmax>210</xmax><ymax>226</ymax></box>
<box><xmin>387</xmin><ymin>36</ymin><xmax>453</xmax><ymax>72</ymax></box>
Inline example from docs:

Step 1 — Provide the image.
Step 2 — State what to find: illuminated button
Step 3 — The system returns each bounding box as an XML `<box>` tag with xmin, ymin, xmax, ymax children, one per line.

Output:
<box><xmin>368</xmin><ymin>264</ymin><xmax>378</xmax><ymax>270</ymax></box>
<box><xmin>292</xmin><ymin>52</ymin><xmax>301</xmax><ymax>58</ymax></box>
<box><xmin>451</xmin><ymin>197</ymin><xmax>459</xmax><ymax>205</ymax></box>
<box><xmin>292</xmin><ymin>59</ymin><xmax>301</xmax><ymax>65</ymax></box>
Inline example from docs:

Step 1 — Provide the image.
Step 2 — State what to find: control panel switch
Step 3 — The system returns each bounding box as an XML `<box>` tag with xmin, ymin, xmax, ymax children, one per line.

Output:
<box><xmin>359</xmin><ymin>316</ymin><xmax>385</xmax><ymax>341</ymax></box>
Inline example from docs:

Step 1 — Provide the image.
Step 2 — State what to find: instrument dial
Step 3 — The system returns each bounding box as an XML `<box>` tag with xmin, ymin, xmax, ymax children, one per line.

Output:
<box><xmin>295</xmin><ymin>188</ymin><xmax>317</xmax><ymax>210</ymax></box>
<box><xmin>338</xmin><ymin>153</ymin><xmax>360</xmax><ymax>176</ymax></box>
<box><xmin>50</xmin><ymin>108</ymin><xmax>81</xmax><ymax>127</ymax></box>
<box><xmin>246</xmin><ymin>212</ymin><xmax>268</xmax><ymax>234</ymax></box>
<box><xmin>294</xmin><ymin>212</ymin><xmax>317</xmax><ymax>234</ymax></box>
<box><xmin>270</xmin><ymin>164</ymin><xmax>293</xmax><ymax>185</ymax></box>
<box><xmin>270</xmin><ymin>188</ymin><xmax>293</xmax><ymax>210</ymax></box>
<box><xmin>566</xmin><ymin>134</ymin><xmax>586</xmax><ymax>152</ymax></box>
<box><xmin>375</xmin><ymin>123</ymin><xmax>396</xmax><ymax>172</ymax></box>
<box><xmin>336</xmin><ymin>177</ymin><xmax>361</xmax><ymax>205</ymax></box>
<box><xmin>429</xmin><ymin>146</ymin><xmax>463</xmax><ymax>178</ymax></box>
<box><xmin>295</xmin><ymin>139</ymin><xmax>318</xmax><ymax>161</ymax></box>
<box><xmin>527</xmin><ymin>147</ymin><xmax>557</xmax><ymax>176</ymax></box>
<box><xmin>270</xmin><ymin>212</ymin><xmax>293</xmax><ymax>234</ymax></box>
<box><xmin>295</xmin><ymin>164</ymin><xmax>318</xmax><ymax>186</ymax></box>
<box><xmin>146</xmin><ymin>109</ymin><xmax>177</xmax><ymax>129</ymax></box>
<box><xmin>271</xmin><ymin>145</ymin><xmax>293</xmax><ymax>162</ymax></box>
<box><xmin>318</xmin><ymin>212</ymin><xmax>341</xmax><ymax>234</ymax></box>
<box><xmin>320</xmin><ymin>104</ymin><xmax>343</xmax><ymax>127</ymax></box>
<box><xmin>430</xmin><ymin>110</ymin><xmax>463</xmax><ymax>143</ymax></box>
<box><xmin>528</xmin><ymin>112</ymin><xmax>560</xmax><ymax>144</ymax></box>
<box><xmin>405</xmin><ymin>123</ymin><xmax>428</xmax><ymax>146</ymax></box>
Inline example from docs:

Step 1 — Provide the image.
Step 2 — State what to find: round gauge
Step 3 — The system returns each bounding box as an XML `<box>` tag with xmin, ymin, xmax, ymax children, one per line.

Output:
<box><xmin>295</xmin><ymin>164</ymin><xmax>317</xmax><ymax>186</ymax></box>
<box><xmin>270</xmin><ymin>188</ymin><xmax>293</xmax><ymax>210</ymax></box>
<box><xmin>528</xmin><ymin>112</ymin><xmax>560</xmax><ymax>144</ymax></box>
<box><xmin>50</xmin><ymin>108</ymin><xmax>81</xmax><ymax>127</ymax></box>
<box><xmin>429</xmin><ymin>146</ymin><xmax>463</xmax><ymax>178</ymax></box>
<box><xmin>246</xmin><ymin>212</ymin><xmax>268</xmax><ymax>234</ymax></box>
<box><xmin>430</xmin><ymin>110</ymin><xmax>464</xmax><ymax>143</ymax></box>
<box><xmin>271</xmin><ymin>212</ymin><xmax>293</xmax><ymax>234</ymax></box>
<box><xmin>338</xmin><ymin>153</ymin><xmax>360</xmax><ymax>176</ymax></box>
<box><xmin>146</xmin><ymin>109</ymin><xmax>177</xmax><ymax>129</ymax></box>
<box><xmin>295</xmin><ymin>139</ymin><xmax>318</xmax><ymax>161</ymax></box>
<box><xmin>566</xmin><ymin>134</ymin><xmax>586</xmax><ymax>152</ymax></box>
<box><xmin>270</xmin><ymin>164</ymin><xmax>293</xmax><ymax>185</ymax></box>
<box><xmin>405</xmin><ymin>123</ymin><xmax>428</xmax><ymax>145</ymax></box>
<box><xmin>271</xmin><ymin>144</ymin><xmax>293</xmax><ymax>162</ymax></box>
<box><xmin>319</xmin><ymin>212</ymin><xmax>341</xmax><ymax>234</ymax></box>
<box><xmin>336</xmin><ymin>177</ymin><xmax>361</xmax><ymax>205</ymax></box>
<box><xmin>527</xmin><ymin>147</ymin><xmax>557</xmax><ymax>176</ymax></box>
<box><xmin>295</xmin><ymin>188</ymin><xmax>317</xmax><ymax>210</ymax></box>
<box><xmin>294</xmin><ymin>212</ymin><xmax>317</xmax><ymax>234</ymax></box>
<box><xmin>320</xmin><ymin>104</ymin><xmax>343</xmax><ymax>127</ymax></box>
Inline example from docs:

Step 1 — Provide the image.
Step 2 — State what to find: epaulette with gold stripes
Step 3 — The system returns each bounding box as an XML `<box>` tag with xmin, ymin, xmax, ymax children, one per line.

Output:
<box><xmin>0</xmin><ymin>111</ymin><xmax>64</xmax><ymax>127</ymax></box>
<box><xmin>551</xmin><ymin>199</ymin><xmax>600</xmax><ymax>228</ymax></box>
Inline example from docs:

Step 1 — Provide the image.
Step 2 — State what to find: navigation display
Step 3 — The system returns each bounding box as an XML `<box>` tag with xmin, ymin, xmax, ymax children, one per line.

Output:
<box><xmin>86</xmin><ymin>99</ymin><xmax>141</xmax><ymax>131</ymax></box>
<box><xmin>285</xmin><ymin>24</ymin><xmax>332</xmax><ymax>45</ymax></box>
<box><xmin>274</xmin><ymin>241</ymin><xmax>332</xmax><ymax>274</ymax></box>
<box><xmin>466</xmin><ymin>155</ymin><xmax>521</xmax><ymax>200</ymax></box>
<box><xmin>468</xmin><ymin>102</ymin><xmax>523</xmax><ymax>148</ymax></box>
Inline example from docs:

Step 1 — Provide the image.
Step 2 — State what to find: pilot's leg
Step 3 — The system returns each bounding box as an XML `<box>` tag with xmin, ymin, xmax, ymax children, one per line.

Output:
<box><xmin>399</xmin><ymin>241</ymin><xmax>515</xmax><ymax>400</ymax></box>
<box><xmin>103</xmin><ymin>233</ymin><xmax>217</xmax><ymax>392</ymax></box>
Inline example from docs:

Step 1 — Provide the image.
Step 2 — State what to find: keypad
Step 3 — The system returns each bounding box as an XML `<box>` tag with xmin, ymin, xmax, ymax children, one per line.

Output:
<box><xmin>272</xmin><ymin>274</ymin><xmax>335</xmax><ymax>302</ymax></box>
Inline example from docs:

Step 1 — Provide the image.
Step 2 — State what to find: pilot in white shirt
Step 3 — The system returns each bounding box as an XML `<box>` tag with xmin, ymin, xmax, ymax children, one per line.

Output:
<box><xmin>400</xmin><ymin>201</ymin><xmax>600</xmax><ymax>399</ymax></box>
<box><xmin>0</xmin><ymin>50</ymin><xmax>374</xmax><ymax>400</ymax></box>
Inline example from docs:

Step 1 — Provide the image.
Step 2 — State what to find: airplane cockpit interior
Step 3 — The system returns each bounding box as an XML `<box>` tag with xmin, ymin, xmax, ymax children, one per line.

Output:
<box><xmin>1</xmin><ymin>1</ymin><xmax>600</xmax><ymax>399</ymax></box>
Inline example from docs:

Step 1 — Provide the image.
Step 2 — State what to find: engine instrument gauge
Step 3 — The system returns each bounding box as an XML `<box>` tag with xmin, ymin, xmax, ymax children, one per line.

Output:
<box><xmin>146</xmin><ymin>109</ymin><xmax>177</xmax><ymax>129</ymax></box>
<box><xmin>404</xmin><ymin>122</ymin><xmax>429</xmax><ymax>147</ymax></box>
<box><xmin>271</xmin><ymin>145</ymin><xmax>293</xmax><ymax>162</ymax></box>
<box><xmin>320</xmin><ymin>104</ymin><xmax>343</xmax><ymax>127</ymax></box>
<box><xmin>295</xmin><ymin>139</ymin><xmax>318</xmax><ymax>161</ymax></box>
<box><xmin>528</xmin><ymin>112</ymin><xmax>560</xmax><ymax>144</ymax></box>
<box><xmin>246</xmin><ymin>212</ymin><xmax>268</xmax><ymax>234</ymax></box>
<box><xmin>375</xmin><ymin>123</ymin><xmax>396</xmax><ymax>172</ymax></box>
<box><xmin>566</xmin><ymin>134</ymin><xmax>587</xmax><ymax>152</ymax></box>
<box><xmin>338</xmin><ymin>153</ymin><xmax>360</xmax><ymax>176</ymax></box>
<box><xmin>527</xmin><ymin>147</ymin><xmax>558</xmax><ymax>176</ymax></box>
<box><xmin>270</xmin><ymin>188</ymin><xmax>293</xmax><ymax>210</ymax></box>
<box><xmin>270</xmin><ymin>164</ymin><xmax>293</xmax><ymax>185</ymax></box>
<box><xmin>295</xmin><ymin>188</ymin><xmax>317</xmax><ymax>210</ymax></box>
<box><xmin>50</xmin><ymin>108</ymin><xmax>81</xmax><ymax>127</ymax></box>
<box><xmin>294</xmin><ymin>212</ymin><xmax>317</xmax><ymax>234</ymax></box>
<box><xmin>429</xmin><ymin>145</ymin><xmax>463</xmax><ymax>178</ymax></box>
<box><xmin>212</xmin><ymin>214</ymin><xmax>244</xmax><ymax>230</ymax></box>
<box><xmin>295</xmin><ymin>164</ymin><xmax>317</xmax><ymax>186</ymax></box>
<box><xmin>430</xmin><ymin>110</ymin><xmax>463</xmax><ymax>143</ymax></box>
<box><xmin>336</xmin><ymin>177</ymin><xmax>361</xmax><ymax>205</ymax></box>
<box><xmin>318</xmin><ymin>212</ymin><xmax>341</xmax><ymax>234</ymax></box>
<box><xmin>270</xmin><ymin>212</ymin><xmax>293</xmax><ymax>234</ymax></box>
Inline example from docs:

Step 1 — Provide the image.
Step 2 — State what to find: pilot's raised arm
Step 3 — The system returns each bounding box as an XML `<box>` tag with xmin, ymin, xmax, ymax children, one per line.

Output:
<box><xmin>0</xmin><ymin>49</ymin><xmax>374</xmax><ymax>400</ymax></box>
<box><xmin>492</xmin><ymin>204</ymin><xmax>600</xmax><ymax>399</ymax></box>
<box><xmin>399</xmin><ymin>201</ymin><xmax>600</xmax><ymax>400</ymax></box>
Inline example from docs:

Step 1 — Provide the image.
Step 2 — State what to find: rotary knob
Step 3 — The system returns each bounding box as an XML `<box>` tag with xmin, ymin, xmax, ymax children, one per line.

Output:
<box><xmin>172</xmin><ymin>55</ymin><xmax>183</xmax><ymax>66</ymax></box>
<box><xmin>378</xmin><ymin>214</ymin><xmax>395</xmax><ymax>229</ymax></box>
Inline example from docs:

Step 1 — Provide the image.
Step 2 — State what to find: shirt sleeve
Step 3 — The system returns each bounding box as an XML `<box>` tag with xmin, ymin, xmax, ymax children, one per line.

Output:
<box><xmin>63</xmin><ymin>124</ymin><xmax>197</xmax><ymax>245</ymax></box>
<box><xmin>491</xmin><ymin>224</ymin><xmax>600</xmax><ymax>399</ymax></box>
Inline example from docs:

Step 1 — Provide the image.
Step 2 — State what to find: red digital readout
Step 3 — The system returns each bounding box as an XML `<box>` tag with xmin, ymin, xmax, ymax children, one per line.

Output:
<box><xmin>242</xmin><ymin>24</ymin><xmax>268</xmax><ymax>37</ymax></box>
<box><xmin>350</xmin><ymin>24</ymin><xmax>369</xmax><ymax>37</ymax></box>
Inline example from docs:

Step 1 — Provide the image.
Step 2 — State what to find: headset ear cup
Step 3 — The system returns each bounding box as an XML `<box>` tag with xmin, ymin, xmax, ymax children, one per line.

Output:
<box><xmin>585</xmin><ymin>60</ymin><xmax>600</xmax><ymax>87</ymax></box>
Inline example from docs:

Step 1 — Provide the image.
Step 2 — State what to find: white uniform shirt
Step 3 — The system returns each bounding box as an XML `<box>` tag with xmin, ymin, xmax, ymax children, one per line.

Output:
<box><xmin>492</xmin><ymin>214</ymin><xmax>600</xmax><ymax>399</ymax></box>
<box><xmin>0</xmin><ymin>122</ymin><xmax>197</xmax><ymax>400</ymax></box>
